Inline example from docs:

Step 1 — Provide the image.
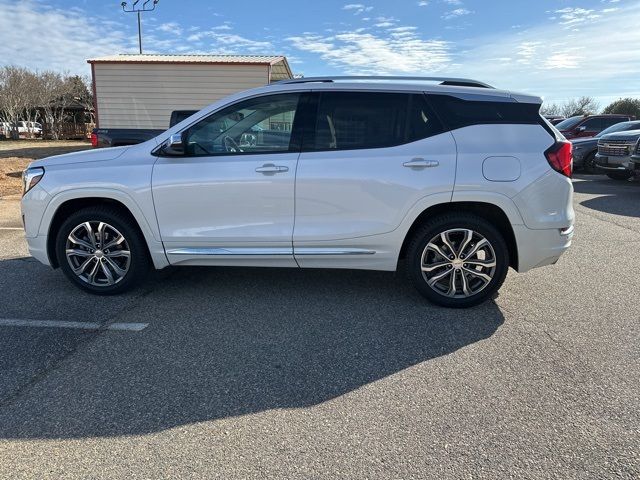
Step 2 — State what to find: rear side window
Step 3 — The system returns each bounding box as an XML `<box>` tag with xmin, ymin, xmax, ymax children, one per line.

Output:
<box><xmin>307</xmin><ymin>92</ymin><xmax>444</xmax><ymax>151</ymax></box>
<box><xmin>602</xmin><ymin>117</ymin><xmax>625</xmax><ymax>128</ymax></box>
<box><xmin>427</xmin><ymin>94</ymin><xmax>542</xmax><ymax>130</ymax></box>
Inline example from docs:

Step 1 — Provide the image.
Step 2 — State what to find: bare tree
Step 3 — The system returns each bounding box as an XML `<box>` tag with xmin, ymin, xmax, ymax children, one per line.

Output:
<box><xmin>540</xmin><ymin>103</ymin><xmax>561</xmax><ymax>116</ymax></box>
<box><xmin>560</xmin><ymin>96</ymin><xmax>599</xmax><ymax>117</ymax></box>
<box><xmin>0</xmin><ymin>66</ymin><xmax>32</xmax><ymax>139</ymax></box>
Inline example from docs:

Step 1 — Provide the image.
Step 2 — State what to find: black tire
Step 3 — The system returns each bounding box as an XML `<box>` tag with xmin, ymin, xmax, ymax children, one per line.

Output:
<box><xmin>583</xmin><ymin>151</ymin><xmax>597</xmax><ymax>174</ymax></box>
<box><xmin>606</xmin><ymin>171</ymin><xmax>633</xmax><ymax>181</ymax></box>
<box><xmin>406</xmin><ymin>213</ymin><xmax>509</xmax><ymax>308</ymax></box>
<box><xmin>55</xmin><ymin>205</ymin><xmax>150</xmax><ymax>295</ymax></box>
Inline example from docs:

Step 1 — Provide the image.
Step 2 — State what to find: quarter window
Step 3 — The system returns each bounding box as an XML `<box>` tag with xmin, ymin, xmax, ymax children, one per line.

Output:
<box><xmin>183</xmin><ymin>93</ymin><xmax>300</xmax><ymax>156</ymax></box>
<box><xmin>307</xmin><ymin>92</ymin><xmax>444</xmax><ymax>151</ymax></box>
<box><xmin>427</xmin><ymin>94</ymin><xmax>542</xmax><ymax>130</ymax></box>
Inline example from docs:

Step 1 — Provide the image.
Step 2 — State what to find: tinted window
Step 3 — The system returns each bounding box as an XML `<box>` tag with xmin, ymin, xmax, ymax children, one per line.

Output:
<box><xmin>555</xmin><ymin>116</ymin><xmax>584</xmax><ymax>130</ymax></box>
<box><xmin>427</xmin><ymin>94</ymin><xmax>541</xmax><ymax>130</ymax></box>
<box><xmin>184</xmin><ymin>93</ymin><xmax>300</xmax><ymax>156</ymax></box>
<box><xmin>581</xmin><ymin>118</ymin><xmax>603</xmax><ymax>131</ymax></box>
<box><xmin>308</xmin><ymin>92</ymin><xmax>443</xmax><ymax>151</ymax></box>
<box><xmin>595</xmin><ymin>121</ymin><xmax>639</xmax><ymax>137</ymax></box>
<box><xmin>602</xmin><ymin>117</ymin><xmax>626</xmax><ymax>128</ymax></box>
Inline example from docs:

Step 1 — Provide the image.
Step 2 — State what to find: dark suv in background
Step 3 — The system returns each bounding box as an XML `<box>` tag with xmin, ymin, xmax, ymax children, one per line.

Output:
<box><xmin>571</xmin><ymin>120</ymin><xmax>640</xmax><ymax>172</ymax></box>
<box><xmin>556</xmin><ymin>114</ymin><xmax>635</xmax><ymax>139</ymax></box>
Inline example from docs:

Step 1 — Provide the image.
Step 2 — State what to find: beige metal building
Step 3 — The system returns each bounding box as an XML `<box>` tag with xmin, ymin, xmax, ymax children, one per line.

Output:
<box><xmin>87</xmin><ymin>54</ymin><xmax>293</xmax><ymax>129</ymax></box>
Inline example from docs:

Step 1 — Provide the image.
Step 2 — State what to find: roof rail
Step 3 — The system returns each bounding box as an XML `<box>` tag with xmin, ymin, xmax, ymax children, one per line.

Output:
<box><xmin>275</xmin><ymin>76</ymin><xmax>494</xmax><ymax>89</ymax></box>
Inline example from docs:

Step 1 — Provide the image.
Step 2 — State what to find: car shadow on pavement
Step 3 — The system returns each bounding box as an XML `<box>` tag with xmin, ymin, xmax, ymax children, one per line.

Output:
<box><xmin>573</xmin><ymin>175</ymin><xmax>640</xmax><ymax>218</ymax></box>
<box><xmin>0</xmin><ymin>262</ymin><xmax>504</xmax><ymax>439</ymax></box>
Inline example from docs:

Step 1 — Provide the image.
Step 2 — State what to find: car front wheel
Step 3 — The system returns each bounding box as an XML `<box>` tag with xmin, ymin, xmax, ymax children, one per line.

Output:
<box><xmin>407</xmin><ymin>213</ymin><xmax>509</xmax><ymax>308</ymax></box>
<box><xmin>55</xmin><ymin>206</ymin><xmax>149</xmax><ymax>295</ymax></box>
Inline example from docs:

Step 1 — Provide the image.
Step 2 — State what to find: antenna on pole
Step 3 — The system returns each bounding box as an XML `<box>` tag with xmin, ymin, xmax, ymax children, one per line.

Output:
<box><xmin>121</xmin><ymin>0</ymin><xmax>159</xmax><ymax>54</ymax></box>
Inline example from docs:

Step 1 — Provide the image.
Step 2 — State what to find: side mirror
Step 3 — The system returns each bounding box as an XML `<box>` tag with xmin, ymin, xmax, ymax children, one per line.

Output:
<box><xmin>162</xmin><ymin>133</ymin><xmax>184</xmax><ymax>156</ymax></box>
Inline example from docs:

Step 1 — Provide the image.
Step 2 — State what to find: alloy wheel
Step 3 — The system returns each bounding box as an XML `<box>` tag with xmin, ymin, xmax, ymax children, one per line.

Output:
<box><xmin>420</xmin><ymin>228</ymin><xmax>497</xmax><ymax>298</ymax></box>
<box><xmin>65</xmin><ymin>221</ymin><xmax>131</xmax><ymax>286</ymax></box>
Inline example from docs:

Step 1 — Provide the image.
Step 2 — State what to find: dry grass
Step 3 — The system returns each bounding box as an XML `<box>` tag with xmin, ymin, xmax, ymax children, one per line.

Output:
<box><xmin>0</xmin><ymin>140</ymin><xmax>91</xmax><ymax>197</ymax></box>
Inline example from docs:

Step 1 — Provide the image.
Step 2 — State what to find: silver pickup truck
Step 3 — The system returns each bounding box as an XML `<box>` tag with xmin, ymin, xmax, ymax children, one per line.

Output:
<box><xmin>630</xmin><ymin>138</ymin><xmax>640</xmax><ymax>174</ymax></box>
<box><xmin>594</xmin><ymin>130</ymin><xmax>640</xmax><ymax>180</ymax></box>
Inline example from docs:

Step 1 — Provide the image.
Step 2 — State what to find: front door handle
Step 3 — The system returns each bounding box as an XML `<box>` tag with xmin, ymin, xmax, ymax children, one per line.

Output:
<box><xmin>255</xmin><ymin>163</ymin><xmax>289</xmax><ymax>174</ymax></box>
<box><xmin>403</xmin><ymin>158</ymin><xmax>439</xmax><ymax>169</ymax></box>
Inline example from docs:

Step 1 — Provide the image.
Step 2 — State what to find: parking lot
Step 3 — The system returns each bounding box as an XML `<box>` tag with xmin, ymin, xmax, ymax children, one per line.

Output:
<box><xmin>0</xmin><ymin>174</ymin><xmax>638</xmax><ymax>478</ymax></box>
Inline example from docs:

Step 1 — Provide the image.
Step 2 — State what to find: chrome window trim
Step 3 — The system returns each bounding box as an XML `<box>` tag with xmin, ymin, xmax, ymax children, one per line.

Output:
<box><xmin>166</xmin><ymin>247</ymin><xmax>376</xmax><ymax>256</ymax></box>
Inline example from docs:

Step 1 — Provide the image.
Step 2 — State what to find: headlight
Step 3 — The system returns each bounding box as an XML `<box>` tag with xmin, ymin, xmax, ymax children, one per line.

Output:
<box><xmin>22</xmin><ymin>167</ymin><xmax>44</xmax><ymax>196</ymax></box>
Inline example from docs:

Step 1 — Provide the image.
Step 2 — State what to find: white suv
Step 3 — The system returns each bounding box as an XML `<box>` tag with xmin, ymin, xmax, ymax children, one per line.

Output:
<box><xmin>21</xmin><ymin>77</ymin><xmax>574</xmax><ymax>308</ymax></box>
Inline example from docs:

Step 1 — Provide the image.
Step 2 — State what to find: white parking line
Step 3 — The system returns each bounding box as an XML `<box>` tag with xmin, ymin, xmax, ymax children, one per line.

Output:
<box><xmin>0</xmin><ymin>227</ymin><xmax>24</xmax><ymax>230</ymax></box>
<box><xmin>0</xmin><ymin>318</ymin><xmax>148</xmax><ymax>332</ymax></box>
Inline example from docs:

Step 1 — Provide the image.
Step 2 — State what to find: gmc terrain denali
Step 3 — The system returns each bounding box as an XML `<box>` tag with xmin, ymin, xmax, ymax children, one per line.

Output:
<box><xmin>21</xmin><ymin>76</ymin><xmax>574</xmax><ymax>308</ymax></box>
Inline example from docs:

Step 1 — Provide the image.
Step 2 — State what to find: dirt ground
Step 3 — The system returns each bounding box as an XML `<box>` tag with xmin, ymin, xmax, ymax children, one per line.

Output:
<box><xmin>0</xmin><ymin>140</ymin><xmax>91</xmax><ymax>197</ymax></box>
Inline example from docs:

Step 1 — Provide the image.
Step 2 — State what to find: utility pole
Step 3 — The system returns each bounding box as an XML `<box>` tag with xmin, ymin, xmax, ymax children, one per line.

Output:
<box><xmin>121</xmin><ymin>0</ymin><xmax>159</xmax><ymax>54</ymax></box>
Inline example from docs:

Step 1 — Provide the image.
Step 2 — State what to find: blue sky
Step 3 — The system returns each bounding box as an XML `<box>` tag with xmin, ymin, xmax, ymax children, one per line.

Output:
<box><xmin>1</xmin><ymin>0</ymin><xmax>639</xmax><ymax>106</ymax></box>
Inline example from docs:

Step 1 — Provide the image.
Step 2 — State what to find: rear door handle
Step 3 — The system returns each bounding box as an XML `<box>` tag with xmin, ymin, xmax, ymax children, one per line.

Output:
<box><xmin>403</xmin><ymin>159</ymin><xmax>439</xmax><ymax>168</ymax></box>
<box><xmin>255</xmin><ymin>164</ymin><xmax>289</xmax><ymax>174</ymax></box>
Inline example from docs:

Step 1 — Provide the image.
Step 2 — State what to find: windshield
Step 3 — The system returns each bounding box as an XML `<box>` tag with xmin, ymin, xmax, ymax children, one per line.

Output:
<box><xmin>554</xmin><ymin>116</ymin><xmax>583</xmax><ymax>130</ymax></box>
<box><xmin>595</xmin><ymin>121</ymin><xmax>639</xmax><ymax>138</ymax></box>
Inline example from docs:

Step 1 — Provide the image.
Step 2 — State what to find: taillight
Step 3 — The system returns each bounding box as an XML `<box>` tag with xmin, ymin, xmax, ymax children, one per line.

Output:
<box><xmin>90</xmin><ymin>132</ymin><xmax>98</xmax><ymax>148</ymax></box>
<box><xmin>545</xmin><ymin>140</ymin><xmax>572</xmax><ymax>178</ymax></box>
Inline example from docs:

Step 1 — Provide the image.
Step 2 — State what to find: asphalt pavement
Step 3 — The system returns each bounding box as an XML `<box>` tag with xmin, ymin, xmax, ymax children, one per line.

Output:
<box><xmin>0</xmin><ymin>175</ymin><xmax>638</xmax><ymax>479</ymax></box>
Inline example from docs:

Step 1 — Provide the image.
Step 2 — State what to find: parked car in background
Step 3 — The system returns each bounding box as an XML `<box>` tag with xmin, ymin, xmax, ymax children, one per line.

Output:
<box><xmin>571</xmin><ymin>120</ymin><xmax>640</xmax><ymax>172</ymax></box>
<box><xmin>629</xmin><ymin>138</ymin><xmax>640</xmax><ymax>175</ymax></box>
<box><xmin>544</xmin><ymin>115</ymin><xmax>565</xmax><ymax>125</ymax></box>
<box><xmin>17</xmin><ymin>121</ymin><xmax>43</xmax><ymax>137</ymax></box>
<box><xmin>21</xmin><ymin>76</ymin><xmax>574</xmax><ymax>308</ymax></box>
<box><xmin>91</xmin><ymin>109</ymin><xmax>199</xmax><ymax>148</ymax></box>
<box><xmin>0</xmin><ymin>122</ymin><xmax>9</xmax><ymax>138</ymax></box>
<box><xmin>555</xmin><ymin>114</ymin><xmax>634</xmax><ymax>139</ymax></box>
<box><xmin>594</xmin><ymin>129</ymin><xmax>640</xmax><ymax>180</ymax></box>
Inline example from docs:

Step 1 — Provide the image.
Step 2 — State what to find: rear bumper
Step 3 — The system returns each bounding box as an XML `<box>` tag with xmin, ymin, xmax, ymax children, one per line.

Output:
<box><xmin>513</xmin><ymin>224</ymin><xmax>573</xmax><ymax>273</ymax></box>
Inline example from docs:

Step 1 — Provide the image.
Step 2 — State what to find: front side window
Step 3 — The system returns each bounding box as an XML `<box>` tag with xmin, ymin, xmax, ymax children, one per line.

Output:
<box><xmin>554</xmin><ymin>116</ymin><xmax>583</xmax><ymax>130</ymax></box>
<box><xmin>308</xmin><ymin>92</ymin><xmax>443</xmax><ymax>151</ymax></box>
<box><xmin>581</xmin><ymin>118</ymin><xmax>603</xmax><ymax>131</ymax></box>
<box><xmin>183</xmin><ymin>93</ymin><xmax>300</xmax><ymax>156</ymax></box>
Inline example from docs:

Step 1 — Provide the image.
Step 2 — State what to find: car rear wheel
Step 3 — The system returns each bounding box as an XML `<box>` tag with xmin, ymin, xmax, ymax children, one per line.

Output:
<box><xmin>407</xmin><ymin>213</ymin><xmax>509</xmax><ymax>308</ymax></box>
<box><xmin>606</xmin><ymin>171</ymin><xmax>633</xmax><ymax>181</ymax></box>
<box><xmin>55</xmin><ymin>206</ymin><xmax>149</xmax><ymax>295</ymax></box>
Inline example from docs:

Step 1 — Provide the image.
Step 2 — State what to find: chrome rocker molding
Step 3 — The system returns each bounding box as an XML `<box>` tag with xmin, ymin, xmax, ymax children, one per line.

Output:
<box><xmin>166</xmin><ymin>247</ymin><xmax>376</xmax><ymax>256</ymax></box>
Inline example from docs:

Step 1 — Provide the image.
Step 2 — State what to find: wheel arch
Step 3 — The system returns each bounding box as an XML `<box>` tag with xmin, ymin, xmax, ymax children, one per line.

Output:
<box><xmin>398</xmin><ymin>201</ymin><xmax>519</xmax><ymax>270</ymax></box>
<box><xmin>43</xmin><ymin>190</ymin><xmax>168</xmax><ymax>270</ymax></box>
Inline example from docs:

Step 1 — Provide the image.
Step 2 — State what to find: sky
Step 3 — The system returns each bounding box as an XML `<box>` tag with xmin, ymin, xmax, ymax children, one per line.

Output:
<box><xmin>0</xmin><ymin>0</ymin><xmax>639</xmax><ymax>107</ymax></box>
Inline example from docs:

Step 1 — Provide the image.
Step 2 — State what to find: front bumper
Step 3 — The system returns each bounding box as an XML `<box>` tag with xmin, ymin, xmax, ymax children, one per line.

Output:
<box><xmin>513</xmin><ymin>223</ymin><xmax>573</xmax><ymax>273</ymax></box>
<box><xmin>25</xmin><ymin>235</ymin><xmax>51</xmax><ymax>266</ymax></box>
<box><xmin>594</xmin><ymin>153</ymin><xmax>633</xmax><ymax>171</ymax></box>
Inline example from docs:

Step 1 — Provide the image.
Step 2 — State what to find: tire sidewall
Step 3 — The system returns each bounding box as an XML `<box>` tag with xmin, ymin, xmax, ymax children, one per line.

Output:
<box><xmin>408</xmin><ymin>215</ymin><xmax>509</xmax><ymax>308</ymax></box>
<box><xmin>55</xmin><ymin>208</ymin><xmax>148</xmax><ymax>295</ymax></box>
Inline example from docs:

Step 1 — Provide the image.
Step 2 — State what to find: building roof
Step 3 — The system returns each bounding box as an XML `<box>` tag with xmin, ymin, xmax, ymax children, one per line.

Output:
<box><xmin>87</xmin><ymin>54</ymin><xmax>292</xmax><ymax>80</ymax></box>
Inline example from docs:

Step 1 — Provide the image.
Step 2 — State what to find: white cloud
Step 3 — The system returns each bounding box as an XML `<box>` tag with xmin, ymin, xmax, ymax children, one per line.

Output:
<box><xmin>448</xmin><ymin>2</ymin><xmax>640</xmax><ymax>104</ymax></box>
<box><xmin>157</xmin><ymin>22</ymin><xmax>182</xmax><ymax>36</ymax></box>
<box><xmin>442</xmin><ymin>8</ymin><xmax>472</xmax><ymax>20</ymax></box>
<box><xmin>552</xmin><ymin>7</ymin><xmax>601</xmax><ymax>28</ymax></box>
<box><xmin>342</xmin><ymin>3</ymin><xmax>373</xmax><ymax>15</ymax></box>
<box><xmin>287</xmin><ymin>28</ymin><xmax>450</xmax><ymax>74</ymax></box>
<box><xmin>0</xmin><ymin>0</ymin><xmax>129</xmax><ymax>74</ymax></box>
